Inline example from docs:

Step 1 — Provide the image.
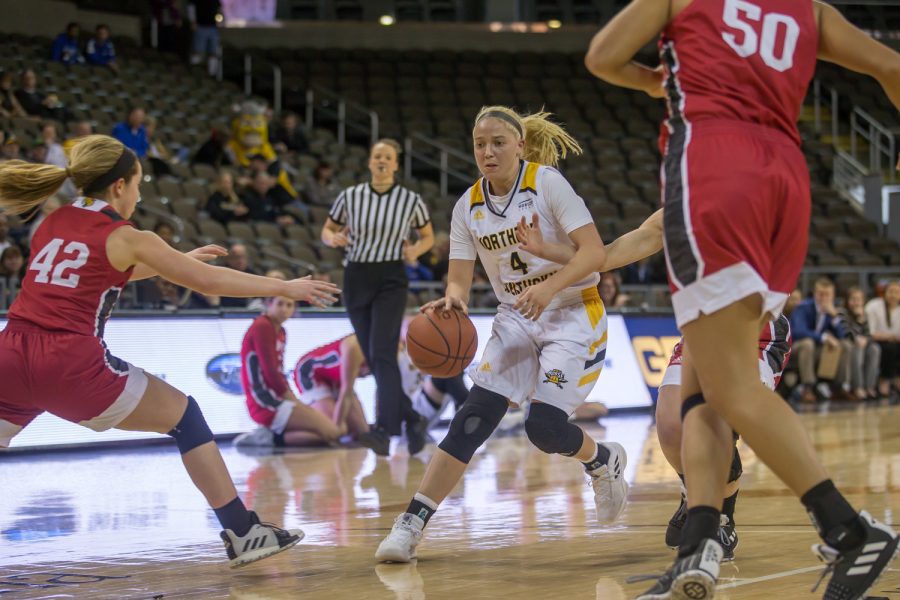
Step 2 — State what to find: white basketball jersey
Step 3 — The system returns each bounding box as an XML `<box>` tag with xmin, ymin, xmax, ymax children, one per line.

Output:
<box><xmin>449</xmin><ymin>161</ymin><xmax>600</xmax><ymax>310</ymax></box>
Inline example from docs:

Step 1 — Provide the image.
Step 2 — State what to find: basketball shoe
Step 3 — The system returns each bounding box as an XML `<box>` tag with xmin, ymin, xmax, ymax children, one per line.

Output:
<box><xmin>359</xmin><ymin>427</ymin><xmax>391</xmax><ymax>456</ymax></box>
<box><xmin>665</xmin><ymin>489</ymin><xmax>687</xmax><ymax>549</ymax></box>
<box><xmin>635</xmin><ymin>538</ymin><xmax>723</xmax><ymax>600</ymax></box>
<box><xmin>587</xmin><ymin>442</ymin><xmax>628</xmax><ymax>523</ymax></box>
<box><xmin>811</xmin><ymin>510</ymin><xmax>898</xmax><ymax>600</ymax></box>
<box><xmin>375</xmin><ymin>513</ymin><xmax>425</xmax><ymax>563</ymax></box>
<box><xmin>404</xmin><ymin>412</ymin><xmax>429</xmax><ymax>456</ymax></box>
<box><xmin>666</xmin><ymin>495</ymin><xmax>738</xmax><ymax>561</ymax></box>
<box><xmin>233</xmin><ymin>427</ymin><xmax>274</xmax><ymax>448</ymax></box>
<box><xmin>220</xmin><ymin>512</ymin><xmax>304</xmax><ymax>568</ymax></box>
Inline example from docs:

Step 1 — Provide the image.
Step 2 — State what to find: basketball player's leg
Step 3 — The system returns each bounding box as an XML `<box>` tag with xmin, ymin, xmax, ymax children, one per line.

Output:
<box><xmin>656</xmin><ymin>382</ymin><xmax>683</xmax><ymax>472</ymax></box>
<box><xmin>282</xmin><ymin>400</ymin><xmax>342</xmax><ymax>444</ymax></box>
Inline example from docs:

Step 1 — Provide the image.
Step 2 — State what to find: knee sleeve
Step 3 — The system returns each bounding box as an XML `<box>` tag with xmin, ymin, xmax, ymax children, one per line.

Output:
<box><xmin>524</xmin><ymin>402</ymin><xmax>583</xmax><ymax>456</ymax></box>
<box><xmin>167</xmin><ymin>396</ymin><xmax>214</xmax><ymax>454</ymax></box>
<box><xmin>728</xmin><ymin>445</ymin><xmax>743</xmax><ymax>483</ymax></box>
<box><xmin>438</xmin><ymin>386</ymin><xmax>507</xmax><ymax>463</ymax></box>
<box><xmin>681</xmin><ymin>393</ymin><xmax>705</xmax><ymax>421</ymax></box>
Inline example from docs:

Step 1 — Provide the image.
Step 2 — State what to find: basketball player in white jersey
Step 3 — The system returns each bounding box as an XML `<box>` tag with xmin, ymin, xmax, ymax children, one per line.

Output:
<box><xmin>375</xmin><ymin>106</ymin><xmax>629</xmax><ymax>563</ymax></box>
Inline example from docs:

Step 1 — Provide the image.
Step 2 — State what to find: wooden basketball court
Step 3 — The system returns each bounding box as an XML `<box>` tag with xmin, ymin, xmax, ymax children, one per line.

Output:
<box><xmin>2</xmin><ymin>405</ymin><xmax>898</xmax><ymax>599</ymax></box>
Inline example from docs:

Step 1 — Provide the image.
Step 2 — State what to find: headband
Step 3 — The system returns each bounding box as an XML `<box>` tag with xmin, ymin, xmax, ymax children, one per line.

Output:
<box><xmin>478</xmin><ymin>110</ymin><xmax>524</xmax><ymax>138</ymax></box>
<box><xmin>82</xmin><ymin>148</ymin><xmax>137</xmax><ymax>196</ymax></box>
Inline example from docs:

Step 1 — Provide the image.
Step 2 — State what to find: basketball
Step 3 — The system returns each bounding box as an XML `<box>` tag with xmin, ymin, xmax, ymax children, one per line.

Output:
<box><xmin>406</xmin><ymin>308</ymin><xmax>478</xmax><ymax>378</ymax></box>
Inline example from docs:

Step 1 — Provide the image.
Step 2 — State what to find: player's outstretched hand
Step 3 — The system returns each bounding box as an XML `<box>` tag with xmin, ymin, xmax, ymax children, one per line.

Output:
<box><xmin>421</xmin><ymin>295</ymin><xmax>468</xmax><ymax>315</ymax></box>
<box><xmin>514</xmin><ymin>280</ymin><xmax>555</xmax><ymax>321</ymax></box>
<box><xmin>186</xmin><ymin>244</ymin><xmax>228</xmax><ymax>262</ymax></box>
<box><xmin>284</xmin><ymin>276</ymin><xmax>341</xmax><ymax>308</ymax></box>
<box><xmin>516</xmin><ymin>213</ymin><xmax>544</xmax><ymax>257</ymax></box>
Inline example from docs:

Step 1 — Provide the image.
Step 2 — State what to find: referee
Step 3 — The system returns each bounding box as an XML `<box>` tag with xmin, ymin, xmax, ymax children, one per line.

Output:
<box><xmin>321</xmin><ymin>138</ymin><xmax>434</xmax><ymax>456</ymax></box>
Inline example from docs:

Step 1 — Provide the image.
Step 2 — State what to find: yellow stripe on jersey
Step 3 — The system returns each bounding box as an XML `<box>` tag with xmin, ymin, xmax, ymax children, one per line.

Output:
<box><xmin>581</xmin><ymin>287</ymin><xmax>605</xmax><ymax>329</ymax></box>
<box><xmin>578</xmin><ymin>369</ymin><xmax>602</xmax><ymax>387</ymax></box>
<box><xmin>589</xmin><ymin>330</ymin><xmax>608</xmax><ymax>355</ymax></box>
<box><xmin>469</xmin><ymin>179</ymin><xmax>485</xmax><ymax>210</ymax></box>
<box><xmin>519</xmin><ymin>161</ymin><xmax>539</xmax><ymax>194</ymax></box>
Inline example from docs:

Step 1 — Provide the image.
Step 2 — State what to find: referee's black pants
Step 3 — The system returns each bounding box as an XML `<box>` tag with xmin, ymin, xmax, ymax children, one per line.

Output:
<box><xmin>344</xmin><ymin>261</ymin><xmax>413</xmax><ymax>436</ymax></box>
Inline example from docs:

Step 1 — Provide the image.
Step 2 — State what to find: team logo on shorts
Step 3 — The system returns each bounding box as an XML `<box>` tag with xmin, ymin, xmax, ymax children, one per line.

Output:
<box><xmin>543</xmin><ymin>369</ymin><xmax>568</xmax><ymax>389</ymax></box>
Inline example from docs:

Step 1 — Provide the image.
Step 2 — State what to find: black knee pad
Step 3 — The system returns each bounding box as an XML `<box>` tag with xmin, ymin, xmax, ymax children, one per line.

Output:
<box><xmin>524</xmin><ymin>402</ymin><xmax>583</xmax><ymax>456</ymax></box>
<box><xmin>681</xmin><ymin>393</ymin><xmax>705</xmax><ymax>421</ymax></box>
<box><xmin>167</xmin><ymin>396</ymin><xmax>214</xmax><ymax>454</ymax></box>
<box><xmin>728</xmin><ymin>445</ymin><xmax>743</xmax><ymax>483</ymax></box>
<box><xmin>438</xmin><ymin>386</ymin><xmax>507</xmax><ymax>464</ymax></box>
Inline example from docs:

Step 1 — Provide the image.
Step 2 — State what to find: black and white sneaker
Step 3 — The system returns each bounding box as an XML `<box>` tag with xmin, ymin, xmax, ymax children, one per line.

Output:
<box><xmin>811</xmin><ymin>510</ymin><xmax>898</xmax><ymax>600</ymax></box>
<box><xmin>717</xmin><ymin>515</ymin><xmax>738</xmax><ymax>562</ymax></box>
<box><xmin>635</xmin><ymin>538</ymin><xmax>723</xmax><ymax>600</ymax></box>
<box><xmin>220</xmin><ymin>512</ymin><xmax>304</xmax><ymax>568</ymax></box>
<box><xmin>666</xmin><ymin>490</ymin><xmax>687</xmax><ymax>549</ymax></box>
<box><xmin>404</xmin><ymin>413</ymin><xmax>428</xmax><ymax>456</ymax></box>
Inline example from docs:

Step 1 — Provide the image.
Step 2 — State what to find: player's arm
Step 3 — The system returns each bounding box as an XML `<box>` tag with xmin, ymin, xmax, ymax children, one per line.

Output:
<box><xmin>584</xmin><ymin>0</ymin><xmax>669</xmax><ymax>97</ymax></box>
<box><xmin>602</xmin><ymin>209</ymin><xmax>664</xmax><ymax>271</ymax></box>
<box><xmin>816</xmin><ymin>1</ymin><xmax>900</xmax><ymax>111</ymax></box>
<box><xmin>424</xmin><ymin>199</ymin><xmax>477</xmax><ymax>314</ymax></box>
<box><xmin>335</xmin><ymin>335</ymin><xmax>366</xmax><ymax>426</ymax></box>
<box><xmin>129</xmin><ymin>244</ymin><xmax>228</xmax><ymax>281</ymax></box>
<box><xmin>107</xmin><ymin>227</ymin><xmax>340</xmax><ymax>304</ymax></box>
<box><xmin>515</xmin><ymin>213</ymin><xmax>576</xmax><ymax>265</ymax></box>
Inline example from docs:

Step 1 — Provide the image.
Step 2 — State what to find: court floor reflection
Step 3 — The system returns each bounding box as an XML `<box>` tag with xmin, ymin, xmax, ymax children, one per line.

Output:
<box><xmin>1</xmin><ymin>406</ymin><xmax>898</xmax><ymax>599</ymax></box>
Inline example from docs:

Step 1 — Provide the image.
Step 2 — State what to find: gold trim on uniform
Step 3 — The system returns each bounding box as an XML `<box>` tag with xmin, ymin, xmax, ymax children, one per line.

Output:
<box><xmin>578</xmin><ymin>369</ymin><xmax>602</xmax><ymax>387</ymax></box>
<box><xmin>520</xmin><ymin>162</ymin><xmax>539</xmax><ymax>194</ymax></box>
<box><xmin>581</xmin><ymin>287</ymin><xmax>605</xmax><ymax>329</ymax></box>
<box><xmin>588</xmin><ymin>331</ymin><xmax>608</xmax><ymax>355</ymax></box>
<box><xmin>469</xmin><ymin>179</ymin><xmax>485</xmax><ymax>210</ymax></box>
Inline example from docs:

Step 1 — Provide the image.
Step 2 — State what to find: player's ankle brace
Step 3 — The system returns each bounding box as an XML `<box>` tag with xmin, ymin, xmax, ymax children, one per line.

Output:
<box><xmin>680</xmin><ymin>393</ymin><xmax>705</xmax><ymax>420</ymax></box>
<box><xmin>167</xmin><ymin>396</ymin><xmax>214</xmax><ymax>454</ymax></box>
<box><xmin>438</xmin><ymin>385</ymin><xmax>507</xmax><ymax>463</ymax></box>
<box><xmin>524</xmin><ymin>402</ymin><xmax>583</xmax><ymax>456</ymax></box>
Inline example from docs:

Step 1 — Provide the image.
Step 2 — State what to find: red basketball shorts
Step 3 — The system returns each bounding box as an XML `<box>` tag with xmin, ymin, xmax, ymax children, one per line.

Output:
<box><xmin>0</xmin><ymin>321</ymin><xmax>148</xmax><ymax>447</ymax></box>
<box><xmin>661</xmin><ymin>120</ymin><xmax>810</xmax><ymax>328</ymax></box>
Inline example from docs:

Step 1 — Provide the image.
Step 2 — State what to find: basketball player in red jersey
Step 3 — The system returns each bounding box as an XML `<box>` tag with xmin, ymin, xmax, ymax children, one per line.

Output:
<box><xmin>586</xmin><ymin>2</ymin><xmax>900</xmax><ymax>598</ymax></box>
<box><xmin>0</xmin><ymin>135</ymin><xmax>340</xmax><ymax>568</ymax></box>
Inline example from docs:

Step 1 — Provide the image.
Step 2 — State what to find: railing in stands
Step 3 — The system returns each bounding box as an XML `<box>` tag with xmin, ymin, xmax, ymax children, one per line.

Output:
<box><xmin>259</xmin><ymin>246</ymin><xmax>317</xmax><ymax>275</ymax></box>
<box><xmin>851</xmin><ymin>107</ymin><xmax>896</xmax><ymax>182</ymax></box>
<box><xmin>403</xmin><ymin>133</ymin><xmax>477</xmax><ymax>197</ymax></box>
<box><xmin>812</xmin><ymin>79</ymin><xmax>840</xmax><ymax>144</ymax></box>
<box><xmin>139</xmin><ymin>202</ymin><xmax>189</xmax><ymax>243</ymax></box>
<box><xmin>833</xmin><ymin>150</ymin><xmax>870</xmax><ymax>205</ymax></box>
<box><xmin>304</xmin><ymin>86</ymin><xmax>380</xmax><ymax>147</ymax></box>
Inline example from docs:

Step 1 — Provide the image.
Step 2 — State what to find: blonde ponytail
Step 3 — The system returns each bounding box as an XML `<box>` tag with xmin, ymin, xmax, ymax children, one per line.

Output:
<box><xmin>473</xmin><ymin>106</ymin><xmax>582</xmax><ymax>168</ymax></box>
<box><xmin>0</xmin><ymin>134</ymin><xmax>134</xmax><ymax>216</ymax></box>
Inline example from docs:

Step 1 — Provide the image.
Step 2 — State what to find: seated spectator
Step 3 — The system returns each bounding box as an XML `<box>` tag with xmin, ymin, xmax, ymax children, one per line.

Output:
<box><xmin>865</xmin><ymin>280</ymin><xmax>900</xmax><ymax>397</ymax></box>
<box><xmin>269</xmin><ymin>111</ymin><xmax>309</xmax><ymax>155</ymax></box>
<box><xmin>0</xmin><ymin>72</ymin><xmax>28</xmax><ymax>119</ymax></box>
<box><xmin>220</xmin><ymin>243</ymin><xmax>257</xmax><ymax>308</ymax></box>
<box><xmin>0</xmin><ymin>245</ymin><xmax>25</xmax><ymax>280</ymax></box>
<box><xmin>51</xmin><ymin>23</ymin><xmax>86</xmax><ymax>66</ymax></box>
<box><xmin>838</xmin><ymin>286</ymin><xmax>881</xmax><ymax>401</ymax></box>
<box><xmin>40</xmin><ymin>122</ymin><xmax>67</xmax><ymax>168</ymax></box>
<box><xmin>63</xmin><ymin>120</ymin><xmax>93</xmax><ymax>153</ymax></box>
<box><xmin>302</xmin><ymin>161</ymin><xmax>340</xmax><ymax>208</ymax></box>
<box><xmin>144</xmin><ymin>116</ymin><xmax>186</xmax><ymax>178</ymax></box>
<box><xmin>111</xmin><ymin>107</ymin><xmax>149</xmax><ymax>158</ymax></box>
<box><xmin>207</xmin><ymin>170</ymin><xmax>250</xmax><ymax>224</ymax></box>
<box><xmin>422</xmin><ymin>231</ymin><xmax>450</xmax><ymax>282</ymax></box>
<box><xmin>240</xmin><ymin>171</ymin><xmax>295</xmax><ymax>225</ymax></box>
<box><xmin>1</xmin><ymin>135</ymin><xmax>23</xmax><ymax>162</ymax></box>
<box><xmin>623</xmin><ymin>256</ymin><xmax>664</xmax><ymax>285</ymax></box>
<box><xmin>0</xmin><ymin>212</ymin><xmax>11</xmax><ymax>255</ymax></box>
<box><xmin>599</xmin><ymin>271</ymin><xmax>629</xmax><ymax>309</ymax></box>
<box><xmin>153</xmin><ymin>221</ymin><xmax>176</xmax><ymax>246</ymax></box>
<box><xmin>192</xmin><ymin>128</ymin><xmax>230</xmax><ymax>168</ymax></box>
<box><xmin>28</xmin><ymin>138</ymin><xmax>49</xmax><ymax>164</ymax></box>
<box><xmin>85</xmin><ymin>24</ymin><xmax>118</xmax><ymax>73</ymax></box>
<box><xmin>15</xmin><ymin>69</ymin><xmax>68</xmax><ymax>122</ymax></box>
<box><xmin>790</xmin><ymin>277</ymin><xmax>852</xmax><ymax>402</ymax></box>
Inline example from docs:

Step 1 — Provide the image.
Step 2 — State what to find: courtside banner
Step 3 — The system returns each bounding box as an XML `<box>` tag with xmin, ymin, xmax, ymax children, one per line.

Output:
<box><xmin>1</xmin><ymin>313</ymin><xmax>655</xmax><ymax>449</ymax></box>
<box><xmin>622</xmin><ymin>315</ymin><xmax>681</xmax><ymax>402</ymax></box>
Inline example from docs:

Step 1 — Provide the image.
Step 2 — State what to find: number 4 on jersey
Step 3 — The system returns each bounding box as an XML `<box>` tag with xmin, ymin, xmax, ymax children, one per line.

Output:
<box><xmin>29</xmin><ymin>238</ymin><xmax>90</xmax><ymax>288</ymax></box>
<box><xmin>510</xmin><ymin>251</ymin><xmax>529</xmax><ymax>275</ymax></box>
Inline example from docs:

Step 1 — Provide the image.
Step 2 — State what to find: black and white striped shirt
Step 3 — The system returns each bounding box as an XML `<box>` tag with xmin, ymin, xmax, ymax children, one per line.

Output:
<box><xmin>329</xmin><ymin>183</ymin><xmax>430</xmax><ymax>263</ymax></box>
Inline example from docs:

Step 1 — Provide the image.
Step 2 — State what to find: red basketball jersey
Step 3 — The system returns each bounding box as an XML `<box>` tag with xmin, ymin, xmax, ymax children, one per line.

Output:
<box><xmin>293</xmin><ymin>336</ymin><xmax>371</xmax><ymax>389</ymax></box>
<box><xmin>8</xmin><ymin>198</ymin><xmax>134</xmax><ymax>337</ymax></box>
<box><xmin>660</xmin><ymin>0</ymin><xmax>818</xmax><ymax>145</ymax></box>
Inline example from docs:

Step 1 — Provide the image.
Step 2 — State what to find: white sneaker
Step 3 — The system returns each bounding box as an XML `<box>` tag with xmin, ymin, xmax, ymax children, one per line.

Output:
<box><xmin>375</xmin><ymin>513</ymin><xmax>425</xmax><ymax>563</ymax></box>
<box><xmin>233</xmin><ymin>427</ymin><xmax>275</xmax><ymax>448</ymax></box>
<box><xmin>587</xmin><ymin>442</ymin><xmax>628</xmax><ymax>524</ymax></box>
<box><xmin>220</xmin><ymin>512</ymin><xmax>304</xmax><ymax>568</ymax></box>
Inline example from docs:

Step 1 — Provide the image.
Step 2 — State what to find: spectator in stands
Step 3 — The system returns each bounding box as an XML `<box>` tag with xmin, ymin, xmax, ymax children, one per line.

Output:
<box><xmin>40</xmin><ymin>123</ymin><xmax>67</xmax><ymax>168</ymax></box>
<box><xmin>111</xmin><ymin>107</ymin><xmax>149</xmax><ymax>158</ymax></box>
<box><xmin>193</xmin><ymin>128</ymin><xmax>230</xmax><ymax>168</ymax></box>
<box><xmin>0</xmin><ymin>72</ymin><xmax>28</xmax><ymax>119</ymax></box>
<box><xmin>244</xmin><ymin>154</ymin><xmax>300</xmax><ymax>220</ymax></box>
<box><xmin>64</xmin><ymin>120</ymin><xmax>93</xmax><ymax>152</ymax></box>
<box><xmin>153</xmin><ymin>221</ymin><xmax>176</xmax><ymax>246</ymax></box>
<box><xmin>28</xmin><ymin>138</ymin><xmax>49</xmax><ymax>165</ymax></box>
<box><xmin>240</xmin><ymin>171</ymin><xmax>295</xmax><ymax>225</ymax></box>
<box><xmin>15</xmin><ymin>69</ymin><xmax>68</xmax><ymax>122</ymax></box>
<box><xmin>599</xmin><ymin>271</ymin><xmax>629</xmax><ymax>309</ymax></box>
<box><xmin>207</xmin><ymin>170</ymin><xmax>249</xmax><ymax>224</ymax></box>
<box><xmin>865</xmin><ymin>280</ymin><xmax>900</xmax><ymax>397</ymax></box>
<box><xmin>423</xmin><ymin>231</ymin><xmax>450</xmax><ymax>283</ymax></box>
<box><xmin>1</xmin><ymin>135</ymin><xmax>23</xmax><ymax>162</ymax></box>
<box><xmin>302</xmin><ymin>161</ymin><xmax>340</xmax><ymax>208</ymax></box>
<box><xmin>791</xmin><ymin>278</ymin><xmax>852</xmax><ymax>402</ymax></box>
<box><xmin>151</xmin><ymin>0</ymin><xmax>184</xmax><ymax>56</ymax></box>
<box><xmin>839</xmin><ymin>286</ymin><xmax>881</xmax><ymax>401</ymax></box>
<box><xmin>0</xmin><ymin>213</ymin><xmax>11</xmax><ymax>255</ymax></box>
<box><xmin>270</xmin><ymin>111</ymin><xmax>309</xmax><ymax>155</ymax></box>
<box><xmin>219</xmin><ymin>242</ymin><xmax>256</xmax><ymax>308</ymax></box>
<box><xmin>86</xmin><ymin>24</ymin><xmax>118</xmax><ymax>74</ymax></box>
<box><xmin>188</xmin><ymin>0</ymin><xmax>222</xmax><ymax>77</ymax></box>
<box><xmin>0</xmin><ymin>245</ymin><xmax>25</xmax><ymax>280</ymax></box>
<box><xmin>623</xmin><ymin>256</ymin><xmax>664</xmax><ymax>285</ymax></box>
<box><xmin>51</xmin><ymin>23</ymin><xmax>86</xmax><ymax>66</ymax></box>
<box><xmin>144</xmin><ymin>116</ymin><xmax>176</xmax><ymax>178</ymax></box>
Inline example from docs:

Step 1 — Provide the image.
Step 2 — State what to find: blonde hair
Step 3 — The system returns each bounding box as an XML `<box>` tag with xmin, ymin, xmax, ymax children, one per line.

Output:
<box><xmin>372</xmin><ymin>138</ymin><xmax>402</xmax><ymax>157</ymax></box>
<box><xmin>0</xmin><ymin>135</ymin><xmax>137</xmax><ymax>216</ymax></box>
<box><xmin>473</xmin><ymin>106</ymin><xmax>582</xmax><ymax>167</ymax></box>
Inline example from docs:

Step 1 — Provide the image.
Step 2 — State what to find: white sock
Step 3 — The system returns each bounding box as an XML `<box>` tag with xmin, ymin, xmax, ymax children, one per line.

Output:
<box><xmin>413</xmin><ymin>492</ymin><xmax>438</xmax><ymax>510</ymax></box>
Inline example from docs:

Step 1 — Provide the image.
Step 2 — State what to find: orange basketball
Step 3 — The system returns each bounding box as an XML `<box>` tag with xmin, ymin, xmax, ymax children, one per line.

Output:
<box><xmin>406</xmin><ymin>308</ymin><xmax>478</xmax><ymax>378</ymax></box>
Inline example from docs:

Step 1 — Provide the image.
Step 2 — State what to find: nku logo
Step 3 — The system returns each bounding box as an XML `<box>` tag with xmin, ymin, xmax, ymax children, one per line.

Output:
<box><xmin>206</xmin><ymin>353</ymin><xmax>244</xmax><ymax>395</ymax></box>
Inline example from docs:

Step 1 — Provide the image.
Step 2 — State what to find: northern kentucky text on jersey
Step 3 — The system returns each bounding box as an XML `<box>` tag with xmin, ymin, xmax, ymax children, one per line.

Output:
<box><xmin>478</xmin><ymin>225</ymin><xmax>521</xmax><ymax>252</ymax></box>
<box><xmin>503</xmin><ymin>271</ymin><xmax>557</xmax><ymax>296</ymax></box>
